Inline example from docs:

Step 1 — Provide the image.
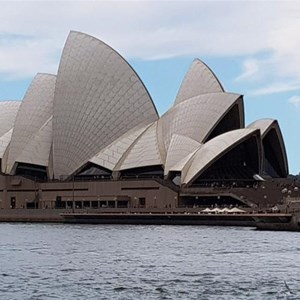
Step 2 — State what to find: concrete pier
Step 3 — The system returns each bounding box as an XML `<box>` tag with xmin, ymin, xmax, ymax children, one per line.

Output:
<box><xmin>1</xmin><ymin>208</ymin><xmax>298</xmax><ymax>231</ymax></box>
<box><xmin>256</xmin><ymin>211</ymin><xmax>300</xmax><ymax>231</ymax></box>
<box><xmin>60</xmin><ymin>212</ymin><xmax>292</xmax><ymax>227</ymax></box>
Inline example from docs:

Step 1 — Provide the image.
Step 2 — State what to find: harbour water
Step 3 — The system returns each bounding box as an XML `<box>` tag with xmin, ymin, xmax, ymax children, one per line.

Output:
<box><xmin>0</xmin><ymin>223</ymin><xmax>299</xmax><ymax>299</ymax></box>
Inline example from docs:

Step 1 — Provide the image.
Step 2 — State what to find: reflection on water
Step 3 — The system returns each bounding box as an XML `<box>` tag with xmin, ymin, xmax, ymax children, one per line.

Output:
<box><xmin>0</xmin><ymin>224</ymin><xmax>299</xmax><ymax>299</ymax></box>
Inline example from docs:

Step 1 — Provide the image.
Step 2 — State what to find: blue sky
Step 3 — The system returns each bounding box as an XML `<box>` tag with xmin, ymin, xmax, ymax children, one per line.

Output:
<box><xmin>0</xmin><ymin>1</ymin><xmax>300</xmax><ymax>174</ymax></box>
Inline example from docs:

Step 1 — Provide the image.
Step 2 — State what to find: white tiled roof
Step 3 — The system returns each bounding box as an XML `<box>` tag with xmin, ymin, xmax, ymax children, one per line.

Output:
<box><xmin>0</xmin><ymin>101</ymin><xmax>21</xmax><ymax>137</ymax></box>
<box><xmin>90</xmin><ymin>123</ymin><xmax>150</xmax><ymax>171</ymax></box>
<box><xmin>14</xmin><ymin>117</ymin><xmax>52</xmax><ymax>167</ymax></box>
<box><xmin>6</xmin><ymin>74</ymin><xmax>55</xmax><ymax>173</ymax></box>
<box><xmin>0</xmin><ymin>129</ymin><xmax>13</xmax><ymax>159</ymax></box>
<box><xmin>248</xmin><ymin>118</ymin><xmax>288</xmax><ymax>176</ymax></box>
<box><xmin>182</xmin><ymin>128</ymin><xmax>261</xmax><ymax>184</ymax></box>
<box><xmin>164</xmin><ymin>134</ymin><xmax>201</xmax><ymax>176</ymax></box>
<box><xmin>174</xmin><ymin>58</ymin><xmax>224</xmax><ymax>105</ymax></box>
<box><xmin>117</xmin><ymin>122</ymin><xmax>162</xmax><ymax>171</ymax></box>
<box><xmin>52</xmin><ymin>31</ymin><xmax>158</xmax><ymax>178</ymax></box>
<box><xmin>158</xmin><ymin>92</ymin><xmax>243</xmax><ymax>154</ymax></box>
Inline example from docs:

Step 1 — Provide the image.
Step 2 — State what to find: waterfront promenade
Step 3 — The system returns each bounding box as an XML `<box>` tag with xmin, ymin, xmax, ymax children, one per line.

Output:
<box><xmin>1</xmin><ymin>208</ymin><xmax>298</xmax><ymax>230</ymax></box>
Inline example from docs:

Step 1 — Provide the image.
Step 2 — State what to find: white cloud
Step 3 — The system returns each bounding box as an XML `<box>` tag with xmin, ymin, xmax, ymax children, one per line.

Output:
<box><xmin>288</xmin><ymin>96</ymin><xmax>300</xmax><ymax>108</ymax></box>
<box><xmin>251</xmin><ymin>82</ymin><xmax>300</xmax><ymax>96</ymax></box>
<box><xmin>0</xmin><ymin>0</ymin><xmax>299</xmax><ymax>84</ymax></box>
<box><xmin>0</xmin><ymin>36</ymin><xmax>60</xmax><ymax>79</ymax></box>
<box><xmin>233</xmin><ymin>2</ymin><xmax>300</xmax><ymax>92</ymax></box>
<box><xmin>235</xmin><ymin>59</ymin><xmax>260</xmax><ymax>81</ymax></box>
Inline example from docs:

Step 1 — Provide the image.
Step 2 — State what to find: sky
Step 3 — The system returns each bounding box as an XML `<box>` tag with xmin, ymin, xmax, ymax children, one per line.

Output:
<box><xmin>0</xmin><ymin>1</ymin><xmax>300</xmax><ymax>174</ymax></box>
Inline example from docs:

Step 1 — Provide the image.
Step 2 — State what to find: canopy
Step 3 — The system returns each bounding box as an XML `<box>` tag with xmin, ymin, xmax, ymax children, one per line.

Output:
<box><xmin>229</xmin><ymin>207</ymin><xmax>246</xmax><ymax>213</ymax></box>
<box><xmin>211</xmin><ymin>207</ymin><xmax>222</xmax><ymax>213</ymax></box>
<box><xmin>219</xmin><ymin>207</ymin><xmax>230</xmax><ymax>213</ymax></box>
<box><xmin>201</xmin><ymin>208</ymin><xmax>212</xmax><ymax>212</ymax></box>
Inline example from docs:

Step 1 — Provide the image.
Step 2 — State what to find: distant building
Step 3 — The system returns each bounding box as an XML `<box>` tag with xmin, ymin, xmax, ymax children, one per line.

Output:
<box><xmin>0</xmin><ymin>31</ymin><xmax>289</xmax><ymax>211</ymax></box>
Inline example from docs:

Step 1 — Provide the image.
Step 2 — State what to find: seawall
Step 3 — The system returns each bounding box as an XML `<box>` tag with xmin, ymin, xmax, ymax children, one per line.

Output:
<box><xmin>1</xmin><ymin>209</ymin><xmax>297</xmax><ymax>230</ymax></box>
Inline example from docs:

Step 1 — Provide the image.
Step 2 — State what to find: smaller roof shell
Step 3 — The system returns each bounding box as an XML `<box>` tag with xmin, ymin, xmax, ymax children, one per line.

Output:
<box><xmin>164</xmin><ymin>134</ymin><xmax>201</xmax><ymax>176</ymax></box>
<box><xmin>13</xmin><ymin>117</ymin><xmax>53</xmax><ymax>167</ymax></box>
<box><xmin>0</xmin><ymin>101</ymin><xmax>21</xmax><ymax>137</ymax></box>
<box><xmin>6</xmin><ymin>74</ymin><xmax>55</xmax><ymax>174</ymax></box>
<box><xmin>248</xmin><ymin>118</ymin><xmax>288</xmax><ymax>176</ymax></box>
<box><xmin>169</xmin><ymin>150</ymin><xmax>199</xmax><ymax>174</ymax></box>
<box><xmin>0</xmin><ymin>129</ymin><xmax>13</xmax><ymax>159</ymax></box>
<box><xmin>174</xmin><ymin>58</ymin><xmax>224</xmax><ymax>105</ymax></box>
<box><xmin>116</xmin><ymin>121</ymin><xmax>162</xmax><ymax>171</ymax></box>
<box><xmin>0</xmin><ymin>101</ymin><xmax>21</xmax><ymax>165</ymax></box>
<box><xmin>89</xmin><ymin>123</ymin><xmax>151</xmax><ymax>171</ymax></box>
<box><xmin>248</xmin><ymin>119</ymin><xmax>278</xmax><ymax>137</ymax></box>
<box><xmin>158</xmin><ymin>92</ymin><xmax>244</xmax><ymax>156</ymax></box>
<box><xmin>182</xmin><ymin>128</ymin><xmax>261</xmax><ymax>185</ymax></box>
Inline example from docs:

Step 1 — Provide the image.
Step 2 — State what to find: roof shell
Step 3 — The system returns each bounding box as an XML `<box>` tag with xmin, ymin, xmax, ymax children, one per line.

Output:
<box><xmin>164</xmin><ymin>134</ymin><xmax>201</xmax><ymax>176</ymax></box>
<box><xmin>248</xmin><ymin>118</ymin><xmax>289</xmax><ymax>176</ymax></box>
<box><xmin>116</xmin><ymin>122</ymin><xmax>162</xmax><ymax>171</ymax></box>
<box><xmin>174</xmin><ymin>58</ymin><xmax>224</xmax><ymax>105</ymax></box>
<box><xmin>89</xmin><ymin>123</ymin><xmax>150</xmax><ymax>171</ymax></box>
<box><xmin>6</xmin><ymin>74</ymin><xmax>55</xmax><ymax>173</ymax></box>
<box><xmin>52</xmin><ymin>31</ymin><xmax>158</xmax><ymax>178</ymax></box>
<box><xmin>0</xmin><ymin>101</ymin><xmax>21</xmax><ymax>137</ymax></box>
<box><xmin>0</xmin><ymin>129</ymin><xmax>13</xmax><ymax>159</ymax></box>
<box><xmin>182</xmin><ymin>128</ymin><xmax>261</xmax><ymax>184</ymax></box>
<box><xmin>169</xmin><ymin>150</ymin><xmax>199</xmax><ymax>174</ymax></box>
<box><xmin>14</xmin><ymin>117</ymin><xmax>52</xmax><ymax>167</ymax></box>
<box><xmin>0</xmin><ymin>101</ymin><xmax>21</xmax><ymax>164</ymax></box>
<box><xmin>158</xmin><ymin>92</ymin><xmax>244</xmax><ymax>156</ymax></box>
<box><xmin>248</xmin><ymin>118</ymin><xmax>282</xmax><ymax>138</ymax></box>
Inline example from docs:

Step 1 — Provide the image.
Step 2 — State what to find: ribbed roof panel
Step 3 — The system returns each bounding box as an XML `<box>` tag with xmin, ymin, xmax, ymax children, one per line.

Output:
<box><xmin>14</xmin><ymin>117</ymin><xmax>52</xmax><ymax>167</ymax></box>
<box><xmin>6</xmin><ymin>74</ymin><xmax>55</xmax><ymax>173</ymax></box>
<box><xmin>174</xmin><ymin>59</ymin><xmax>224</xmax><ymax>105</ymax></box>
<box><xmin>158</xmin><ymin>92</ymin><xmax>242</xmax><ymax>154</ymax></box>
<box><xmin>248</xmin><ymin>119</ymin><xmax>277</xmax><ymax>137</ymax></box>
<box><xmin>53</xmin><ymin>31</ymin><xmax>158</xmax><ymax>178</ymax></box>
<box><xmin>164</xmin><ymin>134</ymin><xmax>201</xmax><ymax>176</ymax></box>
<box><xmin>0</xmin><ymin>101</ymin><xmax>21</xmax><ymax>137</ymax></box>
<box><xmin>90</xmin><ymin>123</ymin><xmax>150</xmax><ymax>171</ymax></box>
<box><xmin>182</xmin><ymin>128</ymin><xmax>260</xmax><ymax>184</ymax></box>
<box><xmin>0</xmin><ymin>129</ymin><xmax>13</xmax><ymax>159</ymax></box>
<box><xmin>248</xmin><ymin>118</ymin><xmax>289</xmax><ymax>176</ymax></box>
<box><xmin>116</xmin><ymin>122</ymin><xmax>162</xmax><ymax>171</ymax></box>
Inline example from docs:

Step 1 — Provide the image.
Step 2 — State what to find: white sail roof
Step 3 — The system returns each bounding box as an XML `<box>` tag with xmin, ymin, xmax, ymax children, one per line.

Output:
<box><xmin>13</xmin><ymin>117</ymin><xmax>53</xmax><ymax>167</ymax></box>
<box><xmin>248</xmin><ymin>119</ymin><xmax>277</xmax><ymax>137</ymax></box>
<box><xmin>158</xmin><ymin>92</ymin><xmax>243</xmax><ymax>155</ymax></box>
<box><xmin>6</xmin><ymin>74</ymin><xmax>55</xmax><ymax>173</ymax></box>
<box><xmin>116</xmin><ymin>122</ymin><xmax>162</xmax><ymax>171</ymax></box>
<box><xmin>89</xmin><ymin>123</ymin><xmax>150</xmax><ymax>171</ymax></box>
<box><xmin>52</xmin><ymin>31</ymin><xmax>158</xmax><ymax>178</ymax></box>
<box><xmin>248</xmin><ymin>118</ymin><xmax>288</xmax><ymax>176</ymax></box>
<box><xmin>174</xmin><ymin>58</ymin><xmax>224</xmax><ymax>105</ymax></box>
<box><xmin>0</xmin><ymin>101</ymin><xmax>21</xmax><ymax>162</ymax></box>
<box><xmin>164</xmin><ymin>134</ymin><xmax>201</xmax><ymax>176</ymax></box>
<box><xmin>0</xmin><ymin>101</ymin><xmax>21</xmax><ymax>137</ymax></box>
<box><xmin>0</xmin><ymin>129</ymin><xmax>13</xmax><ymax>159</ymax></box>
<box><xmin>182</xmin><ymin>128</ymin><xmax>261</xmax><ymax>184</ymax></box>
<box><xmin>169</xmin><ymin>150</ymin><xmax>199</xmax><ymax>174</ymax></box>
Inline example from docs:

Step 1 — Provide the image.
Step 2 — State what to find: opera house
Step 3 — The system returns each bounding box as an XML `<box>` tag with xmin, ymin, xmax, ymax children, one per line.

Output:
<box><xmin>0</xmin><ymin>31</ymin><xmax>291</xmax><ymax>214</ymax></box>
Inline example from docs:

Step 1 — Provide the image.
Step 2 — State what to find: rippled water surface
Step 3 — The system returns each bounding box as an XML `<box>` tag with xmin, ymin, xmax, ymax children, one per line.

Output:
<box><xmin>0</xmin><ymin>224</ymin><xmax>300</xmax><ymax>299</ymax></box>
